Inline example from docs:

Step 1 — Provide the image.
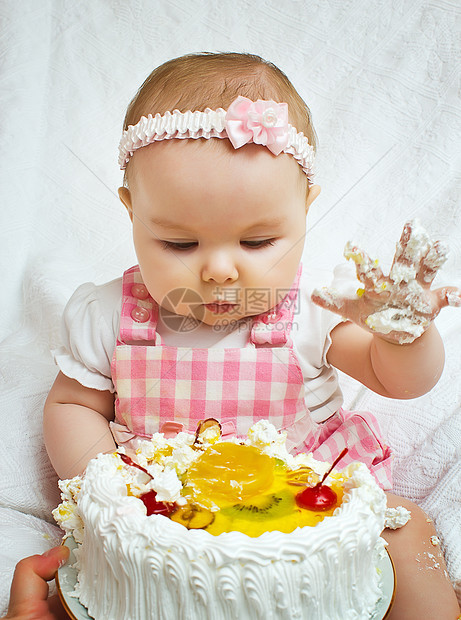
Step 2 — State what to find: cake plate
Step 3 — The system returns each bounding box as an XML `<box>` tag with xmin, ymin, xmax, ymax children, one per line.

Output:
<box><xmin>56</xmin><ymin>535</ymin><xmax>396</xmax><ymax>619</ymax></box>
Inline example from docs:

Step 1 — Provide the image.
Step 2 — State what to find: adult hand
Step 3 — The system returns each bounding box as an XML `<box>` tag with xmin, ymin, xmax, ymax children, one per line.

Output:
<box><xmin>312</xmin><ymin>220</ymin><xmax>461</xmax><ymax>344</ymax></box>
<box><xmin>3</xmin><ymin>545</ymin><xmax>70</xmax><ymax>620</ymax></box>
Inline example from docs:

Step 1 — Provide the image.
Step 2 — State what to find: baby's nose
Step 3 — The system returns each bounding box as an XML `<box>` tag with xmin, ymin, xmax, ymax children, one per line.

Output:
<box><xmin>201</xmin><ymin>254</ymin><xmax>238</xmax><ymax>284</ymax></box>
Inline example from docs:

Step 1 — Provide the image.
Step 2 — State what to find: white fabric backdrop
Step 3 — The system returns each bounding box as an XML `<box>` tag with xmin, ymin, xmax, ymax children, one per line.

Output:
<box><xmin>0</xmin><ymin>0</ymin><xmax>460</xmax><ymax>610</ymax></box>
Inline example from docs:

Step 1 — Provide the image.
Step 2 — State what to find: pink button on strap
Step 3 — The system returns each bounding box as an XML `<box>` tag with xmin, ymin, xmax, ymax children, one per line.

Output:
<box><xmin>131</xmin><ymin>306</ymin><xmax>150</xmax><ymax>323</ymax></box>
<box><xmin>131</xmin><ymin>283</ymin><xmax>149</xmax><ymax>299</ymax></box>
<box><xmin>261</xmin><ymin>312</ymin><xmax>281</xmax><ymax>325</ymax></box>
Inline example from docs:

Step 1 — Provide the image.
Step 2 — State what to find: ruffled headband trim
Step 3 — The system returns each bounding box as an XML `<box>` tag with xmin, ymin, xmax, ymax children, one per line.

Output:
<box><xmin>119</xmin><ymin>96</ymin><xmax>315</xmax><ymax>185</ymax></box>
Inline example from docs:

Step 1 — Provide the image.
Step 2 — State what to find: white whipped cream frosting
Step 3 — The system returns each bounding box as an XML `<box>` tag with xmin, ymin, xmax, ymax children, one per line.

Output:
<box><xmin>54</xmin><ymin>422</ymin><xmax>388</xmax><ymax>620</ymax></box>
<box><xmin>316</xmin><ymin>220</ymin><xmax>449</xmax><ymax>344</ymax></box>
<box><xmin>384</xmin><ymin>506</ymin><xmax>411</xmax><ymax>530</ymax></box>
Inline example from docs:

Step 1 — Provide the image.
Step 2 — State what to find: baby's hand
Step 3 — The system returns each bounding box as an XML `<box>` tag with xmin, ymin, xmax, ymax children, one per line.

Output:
<box><xmin>312</xmin><ymin>220</ymin><xmax>461</xmax><ymax>344</ymax></box>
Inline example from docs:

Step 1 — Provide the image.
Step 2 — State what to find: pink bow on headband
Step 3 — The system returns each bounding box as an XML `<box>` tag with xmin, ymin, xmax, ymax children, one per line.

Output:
<box><xmin>225</xmin><ymin>96</ymin><xmax>289</xmax><ymax>155</ymax></box>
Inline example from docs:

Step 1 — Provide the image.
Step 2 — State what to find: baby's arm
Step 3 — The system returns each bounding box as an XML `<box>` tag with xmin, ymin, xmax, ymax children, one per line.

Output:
<box><xmin>327</xmin><ymin>321</ymin><xmax>444</xmax><ymax>398</ymax></box>
<box><xmin>43</xmin><ymin>371</ymin><xmax>116</xmax><ymax>479</ymax></box>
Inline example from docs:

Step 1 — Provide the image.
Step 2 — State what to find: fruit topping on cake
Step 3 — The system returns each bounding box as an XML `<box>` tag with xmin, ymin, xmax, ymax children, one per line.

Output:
<box><xmin>120</xmin><ymin>453</ymin><xmax>175</xmax><ymax>516</ymax></box>
<box><xmin>53</xmin><ymin>420</ymin><xmax>352</xmax><ymax>539</ymax></box>
<box><xmin>117</xmin><ymin>419</ymin><xmax>349</xmax><ymax>537</ymax></box>
<box><xmin>194</xmin><ymin>417</ymin><xmax>222</xmax><ymax>445</ymax></box>
<box><xmin>170</xmin><ymin>503</ymin><xmax>215</xmax><ymax>529</ymax></box>
<box><xmin>295</xmin><ymin>448</ymin><xmax>348</xmax><ymax>511</ymax></box>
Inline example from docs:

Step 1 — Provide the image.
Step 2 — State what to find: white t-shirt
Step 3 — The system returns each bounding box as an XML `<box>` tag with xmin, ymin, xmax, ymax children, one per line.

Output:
<box><xmin>53</xmin><ymin>269</ymin><xmax>344</xmax><ymax>423</ymax></box>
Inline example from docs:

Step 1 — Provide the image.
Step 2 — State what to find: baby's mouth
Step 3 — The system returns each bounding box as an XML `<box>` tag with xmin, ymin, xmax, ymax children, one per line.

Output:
<box><xmin>203</xmin><ymin>301</ymin><xmax>238</xmax><ymax>315</ymax></box>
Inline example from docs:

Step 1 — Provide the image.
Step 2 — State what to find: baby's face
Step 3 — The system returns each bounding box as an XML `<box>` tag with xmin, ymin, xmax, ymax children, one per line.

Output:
<box><xmin>120</xmin><ymin>139</ymin><xmax>311</xmax><ymax>327</ymax></box>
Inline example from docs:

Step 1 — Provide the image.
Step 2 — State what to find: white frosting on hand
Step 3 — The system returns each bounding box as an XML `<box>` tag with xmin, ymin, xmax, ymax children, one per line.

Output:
<box><xmin>390</xmin><ymin>221</ymin><xmax>431</xmax><ymax>284</ymax></box>
<box><xmin>328</xmin><ymin>263</ymin><xmax>362</xmax><ymax>299</ymax></box>
<box><xmin>366</xmin><ymin>220</ymin><xmax>446</xmax><ymax>343</ymax></box>
<box><xmin>365</xmin><ymin>307</ymin><xmax>429</xmax><ymax>341</ymax></box>
<box><xmin>446</xmin><ymin>291</ymin><xmax>461</xmax><ymax>307</ymax></box>
<box><xmin>315</xmin><ymin>220</ymin><xmax>450</xmax><ymax>344</ymax></box>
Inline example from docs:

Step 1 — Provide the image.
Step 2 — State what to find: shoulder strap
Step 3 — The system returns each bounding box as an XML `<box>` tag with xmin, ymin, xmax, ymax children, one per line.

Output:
<box><xmin>118</xmin><ymin>266</ymin><xmax>159</xmax><ymax>344</ymax></box>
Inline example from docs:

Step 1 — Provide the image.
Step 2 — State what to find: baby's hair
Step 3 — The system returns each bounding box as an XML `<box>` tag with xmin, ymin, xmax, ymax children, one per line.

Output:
<box><xmin>122</xmin><ymin>52</ymin><xmax>317</xmax><ymax>188</ymax></box>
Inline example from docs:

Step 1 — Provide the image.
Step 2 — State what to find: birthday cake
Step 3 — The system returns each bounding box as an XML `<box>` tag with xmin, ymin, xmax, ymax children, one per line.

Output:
<box><xmin>54</xmin><ymin>420</ymin><xmax>389</xmax><ymax>620</ymax></box>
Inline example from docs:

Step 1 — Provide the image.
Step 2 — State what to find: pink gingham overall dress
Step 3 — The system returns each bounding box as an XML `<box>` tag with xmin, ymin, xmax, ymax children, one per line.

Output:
<box><xmin>110</xmin><ymin>265</ymin><xmax>393</xmax><ymax>490</ymax></box>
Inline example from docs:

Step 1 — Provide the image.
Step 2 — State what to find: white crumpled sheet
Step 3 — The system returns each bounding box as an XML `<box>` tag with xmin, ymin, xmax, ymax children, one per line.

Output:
<box><xmin>1</xmin><ymin>0</ymin><xmax>460</xmax><ymax>611</ymax></box>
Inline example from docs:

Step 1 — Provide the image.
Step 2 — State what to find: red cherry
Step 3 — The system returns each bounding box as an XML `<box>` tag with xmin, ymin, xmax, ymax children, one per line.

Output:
<box><xmin>296</xmin><ymin>484</ymin><xmax>337</xmax><ymax>511</ymax></box>
<box><xmin>140</xmin><ymin>490</ymin><xmax>173</xmax><ymax>516</ymax></box>
<box><xmin>295</xmin><ymin>448</ymin><xmax>348</xmax><ymax>512</ymax></box>
<box><xmin>119</xmin><ymin>454</ymin><xmax>173</xmax><ymax>516</ymax></box>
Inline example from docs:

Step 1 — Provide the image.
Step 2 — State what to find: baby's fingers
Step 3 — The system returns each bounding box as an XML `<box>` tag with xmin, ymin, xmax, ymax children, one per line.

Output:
<box><xmin>311</xmin><ymin>288</ymin><xmax>362</xmax><ymax>325</ymax></box>
<box><xmin>433</xmin><ymin>287</ymin><xmax>461</xmax><ymax>310</ymax></box>
<box><xmin>391</xmin><ymin>220</ymin><xmax>426</xmax><ymax>266</ymax></box>
<box><xmin>418</xmin><ymin>240</ymin><xmax>448</xmax><ymax>285</ymax></box>
<box><xmin>311</xmin><ymin>287</ymin><xmax>349</xmax><ymax>315</ymax></box>
<box><xmin>390</xmin><ymin>220</ymin><xmax>438</xmax><ymax>285</ymax></box>
<box><xmin>343</xmin><ymin>242</ymin><xmax>386</xmax><ymax>293</ymax></box>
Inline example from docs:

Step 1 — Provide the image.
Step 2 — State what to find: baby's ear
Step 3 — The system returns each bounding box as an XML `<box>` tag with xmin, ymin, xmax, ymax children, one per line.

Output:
<box><xmin>118</xmin><ymin>187</ymin><xmax>133</xmax><ymax>222</ymax></box>
<box><xmin>305</xmin><ymin>184</ymin><xmax>321</xmax><ymax>213</ymax></box>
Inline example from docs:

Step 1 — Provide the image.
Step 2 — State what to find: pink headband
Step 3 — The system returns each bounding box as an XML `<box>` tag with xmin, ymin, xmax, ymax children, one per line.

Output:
<box><xmin>119</xmin><ymin>96</ymin><xmax>315</xmax><ymax>185</ymax></box>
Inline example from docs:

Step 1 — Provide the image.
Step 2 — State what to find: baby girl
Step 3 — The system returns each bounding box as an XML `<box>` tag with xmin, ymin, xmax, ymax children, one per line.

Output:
<box><xmin>44</xmin><ymin>52</ymin><xmax>460</xmax><ymax>617</ymax></box>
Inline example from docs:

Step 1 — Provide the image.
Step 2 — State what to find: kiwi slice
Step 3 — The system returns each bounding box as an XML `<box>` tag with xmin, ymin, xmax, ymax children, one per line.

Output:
<box><xmin>220</xmin><ymin>490</ymin><xmax>295</xmax><ymax>522</ymax></box>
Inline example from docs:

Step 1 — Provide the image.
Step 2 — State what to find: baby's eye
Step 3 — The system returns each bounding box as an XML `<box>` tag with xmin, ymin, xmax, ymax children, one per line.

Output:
<box><xmin>161</xmin><ymin>241</ymin><xmax>198</xmax><ymax>251</ymax></box>
<box><xmin>241</xmin><ymin>239</ymin><xmax>276</xmax><ymax>249</ymax></box>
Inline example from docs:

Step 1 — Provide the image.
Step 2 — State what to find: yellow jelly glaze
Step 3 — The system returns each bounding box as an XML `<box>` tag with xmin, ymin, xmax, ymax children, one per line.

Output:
<box><xmin>177</xmin><ymin>442</ymin><xmax>345</xmax><ymax>537</ymax></box>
